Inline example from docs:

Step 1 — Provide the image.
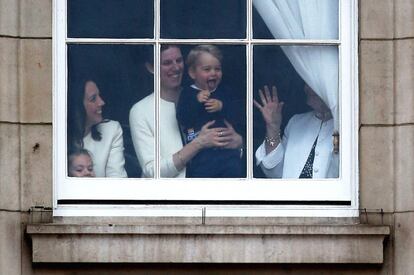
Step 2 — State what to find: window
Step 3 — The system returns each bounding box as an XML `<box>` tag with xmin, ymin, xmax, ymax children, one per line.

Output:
<box><xmin>54</xmin><ymin>0</ymin><xmax>359</xmax><ymax>216</ymax></box>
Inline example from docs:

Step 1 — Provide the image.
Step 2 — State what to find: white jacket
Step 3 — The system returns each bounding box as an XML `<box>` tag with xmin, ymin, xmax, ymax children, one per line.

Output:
<box><xmin>83</xmin><ymin>120</ymin><xmax>127</xmax><ymax>178</ymax></box>
<box><xmin>256</xmin><ymin>111</ymin><xmax>339</xmax><ymax>178</ymax></box>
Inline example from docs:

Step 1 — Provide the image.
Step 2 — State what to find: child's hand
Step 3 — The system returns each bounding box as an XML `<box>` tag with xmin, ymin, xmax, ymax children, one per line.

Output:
<box><xmin>204</xmin><ymin>99</ymin><xmax>223</xmax><ymax>113</ymax></box>
<box><xmin>197</xmin><ymin>90</ymin><xmax>210</xmax><ymax>103</ymax></box>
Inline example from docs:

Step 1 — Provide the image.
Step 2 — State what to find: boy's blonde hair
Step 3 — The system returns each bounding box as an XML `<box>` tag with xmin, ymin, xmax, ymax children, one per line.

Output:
<box><xmin>186</xmin><ymin>45</ymin><xmax>223</xmax><ymax>69</ymax></box>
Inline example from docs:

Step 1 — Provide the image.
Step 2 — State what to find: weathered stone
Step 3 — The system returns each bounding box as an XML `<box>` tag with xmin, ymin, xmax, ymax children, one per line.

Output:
<box><xmin>20</xmin><ymin>124</ymin><xmax>52</xmax><ymax>210</ymax></box>
<box><xmin>395</xmin><ymin>0</ymin><xmax>414</xmax><ymax>39</ymax></box>
<box><xmin>395</xmin><ymin>125</ymin><xmax>414</xmax><ymax>211</ymax></box>
<box><xmin>0</xmin><ymin>123</ymin><xmax>20</xmax><ymax>210</ymax></box>
<box><xmin>395</xmin><ymin>39</ymin><xmax>414</xmax><ymax>124</ymax></box>
<box><xmin>360</xmin><ymin>0</ymin><xmax>394</xmax><ymax>39</ymax></box>
<box><xmin>0</xmin><ymin>37</ymin><xmax>19</xmax><ymax>122</ymax></box>
<box><xmin>0</xmin><ymin>0</ymin><xmax>19</xmax><ymax>36</ymax></box>
<box><xmin>19</xmin><ymin>0</ymin><xmax>52</xmax><ymax>37</ymax></box>
<box><xmin>0</xmin><ymin>212</ymin><xmax>21</xmax><ymax>275</ymax></box>
<box><xmin>27</xmin><ymin>224</ymin><xmax>389</xmax><ymax>264</ymax></box>
<box><xmin>360</xmin><ymin>41</ymin><xmax>394</xmax><ymax>125</ymax></box>
<box><xmin>19</xmin><ymin>39</ymin><xmax>52</xmax><ymax>123</ymax></box>
<box><xmin>359</xmin><ymin>126</ymin><xmax>394</xmax><ymax>212</ymax></box>
<box><xmin>394</xmin><ymin>213</ymin><xmax>414</xmax><ymax>275</ymax></box>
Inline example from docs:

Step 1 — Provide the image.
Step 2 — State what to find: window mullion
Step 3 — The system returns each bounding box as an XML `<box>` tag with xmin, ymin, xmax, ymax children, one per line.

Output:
<box><xmin>155</xmin><ymin>0</ymin><xmax>160</xmax><ymax>179</ymax></box>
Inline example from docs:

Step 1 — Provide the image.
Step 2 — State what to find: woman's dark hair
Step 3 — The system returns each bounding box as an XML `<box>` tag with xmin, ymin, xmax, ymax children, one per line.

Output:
<box><xmin>67</xmin><ymin>76</ymin><xmax>102</xmax><ymax>151</ymax></box>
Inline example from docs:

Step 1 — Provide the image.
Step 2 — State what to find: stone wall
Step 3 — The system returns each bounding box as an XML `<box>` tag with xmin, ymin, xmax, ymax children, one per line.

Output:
<box><xmin>0</xmin><ymin>0</ymin><xmax>413</xmax><ymax>274</ymax></box>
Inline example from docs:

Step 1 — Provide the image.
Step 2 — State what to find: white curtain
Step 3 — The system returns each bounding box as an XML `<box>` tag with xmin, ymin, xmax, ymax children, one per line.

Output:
<box><xmin>253</xmin><ymin>0</ymin><xmax>339</xmax><ymax>130</ymax></box>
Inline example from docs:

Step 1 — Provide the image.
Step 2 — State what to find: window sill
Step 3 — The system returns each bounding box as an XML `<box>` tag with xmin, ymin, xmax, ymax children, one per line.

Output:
<box><xmin>26</xmin><ymin>224</ymin><xmax>389</xmax><ymax>264</ymax></box>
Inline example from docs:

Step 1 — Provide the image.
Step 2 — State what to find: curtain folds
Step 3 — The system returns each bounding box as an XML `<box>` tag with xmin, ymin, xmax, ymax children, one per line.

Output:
<box><xmin>253</xmin><ymin>0</ymin><xmax>339</xmax><ymax>130</ymax></box>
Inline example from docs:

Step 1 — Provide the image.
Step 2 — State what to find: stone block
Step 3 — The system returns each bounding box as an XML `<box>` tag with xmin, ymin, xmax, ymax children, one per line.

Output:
<box><xmin>395</xmin><ymin>125</ymin><xmax>414</xmax><ymax>211</ymax></box>
<box><xmin>0</xmin><ymin>0</ymin><xmax>19</xmax><ymax>36</ymax></box>
<box><xmin>0</xmin><ymin>37</ymin><xmax>19</xmax><ymax>122</ymax></box>
<box><xmin>0</xmin><ymin>123</ymin><xmax>20</xmax><ymax>210</ymax></box>
<box><xmin>0</xmin><ymin>212</ymin><xmax>21</xmax><ymax>275</ymax></box>
<box><xmin>359</xmin><ymin>126</ymin><xmax>394</xmax><ymax>212</ymax></box>
<box><xmin>19</xmin><ymin>39</ymin><xmax>52</xmax><ymax>123</ymax></box>
<box><xmin>360</xmin><ymin>0</ymin><xmax>394</xmax><ymax>39</ymax></box>
<box><xmin>27</xmin><ymin>224</ymin><xmax>389</xmax><ymax>264</ymax></box>
<box><xmin>395</xmin><ymin>0</ymin><xmax>414</xmax><ymax>38</ymax></box>
<box><xmin>395</xmin><ymin>39</ymin><xmax>414</xmax><ymax>124</ymax></box>
<box><xmin>394</xmin><ymin>213</ymin><xmax>414</xmax><ymax>275</ymax></box>
<box><xmin>20</xmin><ymin>124</ymin><xmax>52</xmax><ymax>210</ymax></box>
<box><xmin>360</xmin><ymin>41</ymin><xmax>394</xmax><ymax>125</ymax></box>
<box><xmin>19</xmin><ymin>0</ymin><xmax>52</xmax><ymax>37</ymax></box>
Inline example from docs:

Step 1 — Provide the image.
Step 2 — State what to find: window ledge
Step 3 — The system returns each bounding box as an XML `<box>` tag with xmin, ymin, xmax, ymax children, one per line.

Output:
<box><xmin>26</xmin><ymin>224</ymin><xmax>389</xmax><ymax>264</ymax></box>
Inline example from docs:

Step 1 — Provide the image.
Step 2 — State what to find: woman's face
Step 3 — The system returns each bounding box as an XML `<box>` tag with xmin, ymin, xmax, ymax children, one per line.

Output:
<box><xmin>83</xmin><ymin>81</ymin><xmax>105</xmax><ymax>129</ymax></box>
<box><xmin>160</xmin><ymin>47</ymin><xmax>184</xmax><ymax>91</ymax></box>
<box><xmin>69</xmin><ymin>154</ymin><xmax>95</xmax><ymax>177</ymax></box>
<box><xmin>304</xmin><ymin>84</ymin><xmax>329</xmax><ymax>113</ymax></box>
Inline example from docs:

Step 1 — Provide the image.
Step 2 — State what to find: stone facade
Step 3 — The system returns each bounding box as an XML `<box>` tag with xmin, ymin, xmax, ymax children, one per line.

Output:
<box><xmin>1</xmin><ymin>0</ymin><xmax>413</xmax><ymax>274</ymax></box>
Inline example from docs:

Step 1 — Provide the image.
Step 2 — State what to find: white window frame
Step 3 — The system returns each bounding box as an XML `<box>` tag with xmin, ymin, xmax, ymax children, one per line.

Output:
<box><xmin>53</xmin><ymin>0</ymin><xmax>359</xmax><ymax>217</ymax></box>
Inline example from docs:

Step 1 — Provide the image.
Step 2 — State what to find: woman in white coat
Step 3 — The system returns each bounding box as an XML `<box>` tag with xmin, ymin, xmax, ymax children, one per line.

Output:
<box><xmin>68</xmin><ymin>78</ymin><xmax>127</xmax><ymax>178</ymax></box>
<box><xmin>254</xmin><ymin>85</ymin><xmax>338</xmax><ymax>178</ymax></box>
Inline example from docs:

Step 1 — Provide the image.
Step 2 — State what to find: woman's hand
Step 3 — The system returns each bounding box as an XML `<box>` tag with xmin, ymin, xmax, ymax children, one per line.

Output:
<box><xmin>196</xmin><ymin>120</ymin><xmax>242</xmax><ymax>149</ymax></box>
<box><xmin>253</xmin><ymin>85</ymin><xmax>284</xmax><ymax>134</ymax></box>
<box><xmin>196</xmin><ymin>120</ymin><xmax>229</xmax><ymax>149</ymax></box>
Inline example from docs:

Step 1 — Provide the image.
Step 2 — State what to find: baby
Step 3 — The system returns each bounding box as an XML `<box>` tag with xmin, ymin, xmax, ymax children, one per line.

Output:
<box><xmin>176</xmin><ymin>45</ymin><xmax>242</xmax><ymax>178</ymax></box>
<box><xmin>68</xmin><ymin>149</ymin><xmax>95</xmax><ymax>177</ymax></box>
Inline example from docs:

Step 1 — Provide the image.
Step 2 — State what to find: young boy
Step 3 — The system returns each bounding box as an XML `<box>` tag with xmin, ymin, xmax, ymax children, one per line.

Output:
<box><xmin>68</xmin><ymin>149</ymin><xmax>95</xmax><ymax>177</ymax></box>
<box><xmin>176</xmin><ymin>45</ymin><xmax>243</xmax><ymax>178</ymax></box>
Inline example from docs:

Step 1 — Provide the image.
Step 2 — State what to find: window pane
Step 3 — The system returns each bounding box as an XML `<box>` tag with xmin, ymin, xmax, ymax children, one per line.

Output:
<box><xmin>160</xmin><ymin>45</ymin><xmax>246</xmax><ymax>178</ymax></box>
<box><xmin>68</xmin><ymin>0</ymin><xmax>153</xmax><ymax>38</ymax></box>
<box><xmin>160</xmin><ymin>0</ymin><xmax>246</xmax><ymax>39</ymax></box>
<box><xmin>253</xmin><ymin>0</ymin><xmax>338</xmax><ymax>40</ymax></box>
<box><xmin>67</xmin><ymin>44</ymin><xmax>153</xmax><ymax>178</ymax></box>
<box><xmin>253</xmin><ymin>45</ymin><xmax>339</xmax><ymax>179</ymax></box>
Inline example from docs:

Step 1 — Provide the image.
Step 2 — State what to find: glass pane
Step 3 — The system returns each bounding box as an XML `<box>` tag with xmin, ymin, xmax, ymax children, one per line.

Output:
<box><xmin>160</xmin><ymin>45</ymin><xmax>246</xmax><ymax>178</ymax></box>
<box><xmin>67</xmin><ymin>44</ymin><xmax>153</xmax><ymax>178</ymax></box>
<box><xmin>253</xmin><ymin>45</ymin><xmax>339</xmax><ymax>179</ymax></box>
<box><xmin>160</xmin><ymin>0</ymin><xmax>246</xmax><ymax>39</ymax></box>
<box><xmin>253</xmin><ymin>0</ymin><xmax>338</xmax><ymax>39</ymax></box>
<box><xmin>68</xmin><ymin>0</ymin><xmax>153</xmax><ymax>38</ymax></box>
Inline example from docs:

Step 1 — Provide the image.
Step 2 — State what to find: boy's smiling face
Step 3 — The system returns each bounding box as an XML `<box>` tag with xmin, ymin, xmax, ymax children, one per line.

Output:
<box><xmin>189</xmin><ymin>52</ymin><xmax>222</xmax><ymax>91</ymax></box>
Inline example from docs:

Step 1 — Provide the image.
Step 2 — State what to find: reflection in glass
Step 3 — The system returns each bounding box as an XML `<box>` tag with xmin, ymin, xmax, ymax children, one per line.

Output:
<box><xmin>161</xmin><ymin>0</ymin><xmax>246</xmax><ymax>39</ymax></box>
<box><xmin>253</xmin><ymin>0</ymin><xmax>338</xmax><ymax>40</ymax></box>
<box><xmin>160</xmin><ymin>45</ymin><xmax>246</xmax><ymax>178</ymax></box>
<box><xmin>67</xmin><ymin>44</ymin><xmax>153</xmax><ymax>178</ymax></box>
<box><xmin>68</xmin><ymin>0</ymin><xmax>153</xmax><ymax>38</ymax></box>
<box><xmin>253</xmin><ymin>45</ymin><xmax>339</xmax><ymax>179</ymax></box>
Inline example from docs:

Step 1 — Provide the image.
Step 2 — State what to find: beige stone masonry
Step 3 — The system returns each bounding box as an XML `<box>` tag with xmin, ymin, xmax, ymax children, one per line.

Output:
<box><xmin>0</xmin><ymin>37</ymin><xmax>19</xmax><ymax>122</ymax></box>
<box><xmin>360</xmin><ymin>0</ymin><xmax>394</xmax><ymax>39</ymax></box>
<box><xmin>0</xmin><ymin>212</ymin><xmax>22</xmax><ymax>275</ymax></box>
<box><xmin>0</xmin><ymin>0</ymin><xmax>19</xmax><ymax>36</ymax></box>
<box><xmin>394</xmin><ymin>213</ymin><xmax>414</xmax><ymax>275</ymax></box>
<box><xmin>19</xmin><ymin>39</ymin><xmax>52</xmax><ymax>123</ymax></box>
<box><xmin>0</xmin><ymin>123</ymin><xmax>20</xmax><ymax>210</ymax></box>
<box><xmin>359</xmin><ymin>126</ymin><xmax>394</xmax><ymax>212</ymax></box>
<box><xmin>395</xmin><ymin>125</ymin><xmax>414</xmax><ymax>211</ymax></box>
<box><xmin>395</xmin><ymin>0</ymin><xmax>414</xmax><ymax>39</ymax></box>
<box><xmin>20</xmin><ymin>124</ymin><xmax>52</xmax><ymax>210</ymax></box>
<box><xmin>395</xmin><ymin>39</ymin><xmax>414</xmax><ymax>124</ymax></box>
<box><xmin>27</xmin><ymin>224</ymin><xmax>390</xmax><ymax>264</ymax></box>
<box><xmin>360</xmin><ymin>41</ymin><xmax>394</xmax><ymax>125</ymax></box>
<box><xmin>19</xmin><ymin>0</ymin><xmax>52</xmax><ymax>38</ymax></box>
